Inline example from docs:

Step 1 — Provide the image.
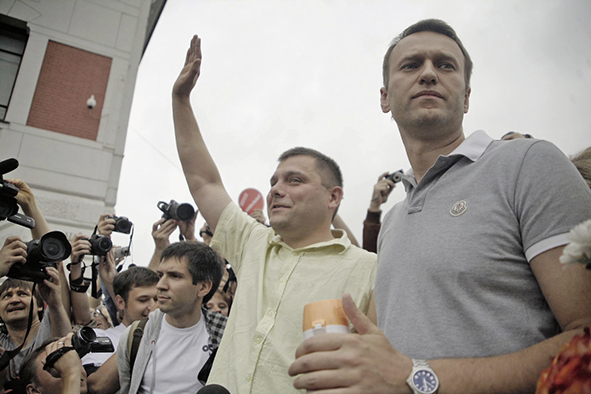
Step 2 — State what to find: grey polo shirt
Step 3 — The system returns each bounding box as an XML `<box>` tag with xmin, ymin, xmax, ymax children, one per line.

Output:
<box><xmin>375</xmin><ymin>130</ymin><xmax>591</xmax><ymax>359</ymax></box>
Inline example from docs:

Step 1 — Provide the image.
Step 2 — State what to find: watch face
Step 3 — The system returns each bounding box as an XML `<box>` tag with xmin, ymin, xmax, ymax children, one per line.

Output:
<box><xmin>412</xmin><ymin>369</ymin><xmax>438</xmax><ymax>394</ymax></box>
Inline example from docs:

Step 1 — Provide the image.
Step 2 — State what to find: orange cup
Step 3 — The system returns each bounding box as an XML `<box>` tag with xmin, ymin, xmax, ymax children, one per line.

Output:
<box><xmin>302</xmin><ymin>299</ymin><xmax>350</xmax><ymax>339</ymax></box>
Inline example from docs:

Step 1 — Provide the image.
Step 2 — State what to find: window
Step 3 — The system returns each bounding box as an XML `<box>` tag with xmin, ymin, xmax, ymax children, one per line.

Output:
<box><xmin>0</xmin><ymin>15</ymin><xmax>28</xmax><ymax>121</ymax></box>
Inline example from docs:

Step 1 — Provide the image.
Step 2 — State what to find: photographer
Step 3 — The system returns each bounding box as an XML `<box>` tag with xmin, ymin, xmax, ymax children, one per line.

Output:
<box><xmin>0</xmin><ymin>272</ymin><xmax>71</xmax><ymax>384</ymax></box>
<box><xmin>147</xmin><ymin>210</ymin><xmax>197</xmax><ymax>272</ymax></box>
<box><xmin>19</xmin><ymin>333</ymin><xmax>87</xmax><ymax>394</ymax></box>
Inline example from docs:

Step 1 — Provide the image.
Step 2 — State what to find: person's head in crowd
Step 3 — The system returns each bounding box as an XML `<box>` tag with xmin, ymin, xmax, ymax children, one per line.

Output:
<box><xmin>205</xmin><ymin>289</ymin><xmax>232</xmax><ymax>317</ymax></box>
<box><xmin>382</xmin><ymin>18</ymin><xmax>472</xmax><ymax>95</ymax></box>
<box><xmin>571</xmin><ymin>146</ymin><xmax>591</xmax><ymax>189</ymax></box>
<box><xmin>0</xmin><ymin>278</ymin><xmax>44</xmax><ymax>327</ymax></box>
<box><xmin>269</xmin><ymin>147</ymin><xmax>344</xmax><ymax>244</ymax></box>
<box><xmin>113</xmin><ymin>266</ymin><xmax>159</xmax><ymax>327</ymax></box>
<box><xmin>20</xmin><ymin>335</ymin><xmax>88</xmax><ymax>394</ymax></box>
<box><xmin>90</xmin><ymin>306</ymin><xmax>111</xmax><ymax>330</ymax></box>
<box><xmin>158</xmin><ymin>241</ymin><xmax>224</xmax><ymax>313</ymax></box>
<box><xmin>501</xmin><ymin>131</ymin><xmax>534</xmax><ymax>140</ymax></box>
<box><xmin>199</xmin><ymin>222</ymin><xmax>213</xmax><ymax>246</ymax></box>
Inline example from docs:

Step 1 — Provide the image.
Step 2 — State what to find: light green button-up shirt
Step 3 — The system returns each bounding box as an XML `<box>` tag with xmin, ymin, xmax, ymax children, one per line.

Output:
<box><xmin>208</xmin><ymin>202</ymin><xmax>377</xmax><ymax>394</ymax></box>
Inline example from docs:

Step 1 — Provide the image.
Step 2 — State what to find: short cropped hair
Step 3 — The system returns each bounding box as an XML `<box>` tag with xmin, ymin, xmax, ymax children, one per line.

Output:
<box><xmin>278</xmin><ymin>147</ymin><xmax>343</xmax><ymax>189</ymax></box>
<box><xmin>19</xmin><ymin>337</ymin><xmax>59</xmax><ymax>387</ymax></box>
<box><xmin>0</xmin><ymin>278</ymin><xmax>44</xmax><ymax>321</ymax></box>
<box><xmin>113</xmin><ymin>267</ymin><xmax>159</xmax><ymax>303</ymax></box>
<box><xmin>382</xmin><ymin>19</ymin><xmax>473</xmax><ymax>91</ymax></box>
<box><xmin>160</xmin><ymin>241</ymin><xmax>224</xmax><ymax>304</ymax></box>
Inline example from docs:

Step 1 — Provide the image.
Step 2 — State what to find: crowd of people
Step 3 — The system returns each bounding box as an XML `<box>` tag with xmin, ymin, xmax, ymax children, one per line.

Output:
<box><xmin>0</xmin><ymin>18</ymin><xmax>590</xmax><ymax>394</ymax></box>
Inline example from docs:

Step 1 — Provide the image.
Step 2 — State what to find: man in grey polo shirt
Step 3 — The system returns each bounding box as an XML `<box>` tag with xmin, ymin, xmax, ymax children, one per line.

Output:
<box><xmin>289</xmin><ymin>19</ymin><xmax>591</xmax><ymax>393</ymax></box>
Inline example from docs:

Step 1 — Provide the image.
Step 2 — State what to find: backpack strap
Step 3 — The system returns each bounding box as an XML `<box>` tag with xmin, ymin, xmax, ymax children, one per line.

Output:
<box><xmin>127</xmin><ymin>317</ymin><xmax>148</xmax><ymax>378</ymax></box>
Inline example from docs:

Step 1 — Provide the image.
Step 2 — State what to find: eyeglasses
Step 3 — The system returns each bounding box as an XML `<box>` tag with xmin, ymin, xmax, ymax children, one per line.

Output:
<box><xmin>92</xmin><ymin>309</ymin><xmax>108</xmax><ymax>321</ymax></box>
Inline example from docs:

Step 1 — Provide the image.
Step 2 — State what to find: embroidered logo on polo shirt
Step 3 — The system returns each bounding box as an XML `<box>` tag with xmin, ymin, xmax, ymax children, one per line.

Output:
<box><xmin>450</xmin><ymin>200</ymin><xmax>467</xmax><ymax>217</ymax></box>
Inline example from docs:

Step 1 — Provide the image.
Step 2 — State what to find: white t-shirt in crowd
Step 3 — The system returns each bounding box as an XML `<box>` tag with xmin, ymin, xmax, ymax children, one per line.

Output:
<box><xmin>139</xmin><ymin>312</ymin><xmax>211</xmax><ymax>394</ymax></box>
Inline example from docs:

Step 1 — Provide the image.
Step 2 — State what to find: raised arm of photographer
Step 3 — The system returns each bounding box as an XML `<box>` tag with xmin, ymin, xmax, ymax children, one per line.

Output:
<box><xmin>148</xmin><ymin>218</ymin><xmax>177</xmax><ymax>272</ymax></box>
<box><xmin>68</xmin><ymin>234</ymin><xmax>92</xmax><ymax>325</ymax></box>
<box><xmin>172</xmin><ymin>35</ymin><xmax>231</xmax><ymax>232</ymax></box>
<box><xmin>289</xmin><ymin>246</ymin><xmax>591</xmax><ymax>393</ymax></box>
<box><xmin>98</xmin><ymin>249</ymin><xmax>117</xmax><ymax>301</ymax></box>
<box><xmin>39</xmin><ymin>267</ymin><xmax>72</xmax><ymax>338</ymax></box>
<box><xmin>7</xmin><ymin>179</ymin><xmax>50</xmax><ymax>238</ymax></box>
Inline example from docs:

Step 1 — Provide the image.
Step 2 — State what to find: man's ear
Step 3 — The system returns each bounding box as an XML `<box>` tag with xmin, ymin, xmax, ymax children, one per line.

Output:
<box><xmin>464</xmin><ymin>87</ymin><xmax>471</xmax><ymax>114</ymax></box>
<box><xmin>380</xmin><ymin>87</ymin><xmax>391</xmax><ymax>113</ymax></box>
<box><xmin>26</xmin><ymin>383</ymin><xmax>40</xmax><ymax>394</ymax></box>
<box><xmin>328</xmin><ymin>186</ymin><xmax>344</xmax><ymax>211</ymax></box>
<box><xmin>114</xmin><ymin>294</ymin><xmax>126</xmax><ymax>313</ymax></box>
<box><xmin>197</xmin><ymin>281</ymin><xmax>212</xmax><ymax>298</ymax></box>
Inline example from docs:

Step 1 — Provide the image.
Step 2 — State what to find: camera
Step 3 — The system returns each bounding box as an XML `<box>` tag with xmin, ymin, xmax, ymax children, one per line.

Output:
<box><xmin>7</xmin><ymin>231</ymin><xmax>72</xmax><ymax>282</ymax></box>
<box><xmin>0</xmin><ymin>158</ymin><xmax>35</xmax><ymax>229</ymax></box>
<box><xmin>87</xmin><ymin>234</ymin><xmax>112</xmax><ymax>256</ymax></box>
<box><xmin>157</xmin><ymin>200</ymin><xmax>195</xmax><ymax>222</ymax></box>
<box><xmin>71</xmin><ymin>326</ymin><xmax>114</xmax><ymax>358</ymax></box>
<box><xmin>107</xmin><ymin>216</ymin><xmax>132</xmax><ymax>234</ymax></box>
<box><xmin>114</xmin><ymin>245</ymin><xmax>130</xmax><ymax>260</ymax></box>
<box><xmin>385</xmin><ymin>169</ymin><xmax>404</xmax><ymax>184</ymax></box>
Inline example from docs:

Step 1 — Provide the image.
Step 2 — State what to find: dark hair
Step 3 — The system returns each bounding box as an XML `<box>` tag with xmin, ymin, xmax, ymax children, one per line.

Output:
<box><xmin>382</xmin><ymin>19</ymin><xmax>473</xmax><ymax>91</ymax></box>
<box><xmin>113</xmin><ymin>266</ymin><xmax>159</xmax><ymax>303</ymax></box>
<box><xmin>278</xmin><ymin>147</ymin><xmax>343</xmax><ymax>189</ymax></box>
<box><xmin>19</xmin><ymin>337</ymin><xmax>60</xmax><ymax>388</ymax></box>
<box><xmin>0</xmin><ymin>278</ymin><xmax>44</xmax><ymax>321</ymax></box>
<box><xmin>160</xmin><ymin>241</ymin><xmax>224</xmax><ymax>304</ymax></box>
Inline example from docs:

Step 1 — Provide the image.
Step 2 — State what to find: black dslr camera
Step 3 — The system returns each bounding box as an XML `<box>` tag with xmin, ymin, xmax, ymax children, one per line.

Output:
<box><xmin>0</xmin><ymin>158</ymin><xmax>34</xmax><ymax>229</ymax></box>
<box><xmin>7</xmin><ymin>231</ymin><xmax>72</xmax><ymax>283</ymax></box>
<box><xmin>86</xmin><ymin>234</ymin><xmax>112</xmax><ymax>256</ymax></box>
<box><xmin>385</xmin><ymin>169</ymin><xmax>404</xmax><ymax>184</ymax></box>
<box><xmin>107</xmin><ymin>216</ymin><xmax>132</xmax><ymax>234</ymax></box>
<box><xmin>157</xmin><ymin>200</ymin><xmax>195</xmax><ymax>222</ymax></box>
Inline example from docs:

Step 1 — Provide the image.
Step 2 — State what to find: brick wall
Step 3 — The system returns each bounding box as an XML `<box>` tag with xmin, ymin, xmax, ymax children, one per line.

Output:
<box><xmin>27</xmin><ymin>40</ymin><xmax>112</xmax><ymax>140</ymax></box>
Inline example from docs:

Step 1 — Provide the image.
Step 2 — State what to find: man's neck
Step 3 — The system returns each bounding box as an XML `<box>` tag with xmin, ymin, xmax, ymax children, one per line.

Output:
<box><xmin>279</xmin><ymin>227</ymin><xmax>335</xmax><ymax>250</ymax></box>
<box><xmin>164</xmin><ymin>306</ymin><xmax>203</xmax><ymax>329</ymax></box>
<box><xmin>401</xmin><ymin>127</ymin><xmax>465</xmax><ymax>183</ymax></box>
<box><xmin>6</xmin><ymin>319</ymin><xmax>40</xmax><ymax>348</ymax></box>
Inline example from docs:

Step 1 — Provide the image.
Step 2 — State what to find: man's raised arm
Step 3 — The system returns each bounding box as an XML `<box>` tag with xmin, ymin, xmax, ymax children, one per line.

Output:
<box><xmin>172</xmin><ymin>35</ymin><xmax>231</xmax><ymax>232</ymax></box>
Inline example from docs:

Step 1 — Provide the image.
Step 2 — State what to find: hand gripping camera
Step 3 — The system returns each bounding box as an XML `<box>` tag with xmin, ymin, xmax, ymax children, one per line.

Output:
<box><xmin>157</xmin><ymin>200</ymin><xmax>195</xmax><ymax>222</ymax></box>
<box><xmin>7</xmin><ymin>231</ymin><xmax>72</xmax><ymax>282</ymax></box>
<box><xmin>0</xmin><ymin>158</ymin><xmax>35</xmax><ymax>229</ymax></box>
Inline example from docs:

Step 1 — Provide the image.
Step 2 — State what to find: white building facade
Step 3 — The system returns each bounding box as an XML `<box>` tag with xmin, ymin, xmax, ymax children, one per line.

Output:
<box><xmin>0</xmin><ymin>0</ymin><xmax>165</xmax><ymax>240</ymax></box>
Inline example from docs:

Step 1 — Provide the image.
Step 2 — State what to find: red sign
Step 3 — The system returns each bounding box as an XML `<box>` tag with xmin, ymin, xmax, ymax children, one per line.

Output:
<box><xmin>238</xmin><ymin>188</ymin><xmax>264</xmax><ymax>214</ymax></box>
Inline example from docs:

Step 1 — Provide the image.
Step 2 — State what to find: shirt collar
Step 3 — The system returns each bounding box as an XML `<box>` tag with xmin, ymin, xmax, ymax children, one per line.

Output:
<box><xmin>270</xmin><ymin>229</ymin><xmax>350</xmax><ymax>254</ymax></box>
<box><xmin>402</xmin><ymin>130</ymin><xmax>494</xmax><ymax>183</ymax></box>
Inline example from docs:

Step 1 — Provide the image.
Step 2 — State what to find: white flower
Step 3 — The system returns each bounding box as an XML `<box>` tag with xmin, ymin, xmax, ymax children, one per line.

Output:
<box><xmin>560</xmin><ymin>219</ymin><xmax>591</xmax><ymax>266</ymax></box>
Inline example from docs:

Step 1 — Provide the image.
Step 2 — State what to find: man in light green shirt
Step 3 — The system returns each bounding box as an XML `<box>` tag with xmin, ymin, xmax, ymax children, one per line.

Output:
<box><xmin>172</xmin><ymin>35</ymin><xmax>377</xmax><ymax>394</ymax></box>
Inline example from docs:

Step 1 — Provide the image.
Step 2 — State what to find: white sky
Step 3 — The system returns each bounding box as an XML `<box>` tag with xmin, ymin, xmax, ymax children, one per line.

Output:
<box><xmin>113</xmin><ymin>0</ymin><xmax>591</xmax><ymax>267</ymax></box>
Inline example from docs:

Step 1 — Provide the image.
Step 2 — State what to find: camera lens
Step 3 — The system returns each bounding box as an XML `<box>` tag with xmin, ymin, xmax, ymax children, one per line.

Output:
<box><xmin>41</xmin><ymin>237</ymin><xmax>65</xmax><ymax>260</ymax></box>
<box><xmin>175</xmin><ymin>203</ymin><xmax>195</xmax><ymax>221</ymax></box>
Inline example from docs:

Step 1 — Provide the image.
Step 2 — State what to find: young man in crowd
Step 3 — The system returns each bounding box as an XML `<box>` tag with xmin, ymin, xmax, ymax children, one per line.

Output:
<box><xmin>289</xmin><ymin>19</ymin><xmax>591</xmax><ymax>393</ymax></box>
<box><xmin>117</xmin><ymin>241</ymin><xmax>226</xmax><ymax>393</ymax></box>
<box><xmin>80</xmin><ymin>265</ymin><xmax>158</xmax><ymax>373</ymax></box>
<box><xmin>171</xmin><ymin>35</ymin><xmax>376</xmax><ymax>393</ymax></box>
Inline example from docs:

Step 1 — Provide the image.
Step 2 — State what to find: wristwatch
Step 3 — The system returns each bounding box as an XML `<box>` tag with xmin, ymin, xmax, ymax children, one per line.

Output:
<box><xmin>406</xmin><ymin>359</ymin><xmax>439</xmax><ymax>394</ymax></box>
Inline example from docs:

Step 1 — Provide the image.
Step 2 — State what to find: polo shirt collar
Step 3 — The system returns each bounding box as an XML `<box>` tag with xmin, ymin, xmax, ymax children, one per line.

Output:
<box><xmin>270</xmin><ymin>229</ymin><xmax>350</xmax><ymax>254</ymax></box>
<box><xmin>402</xmin><ymin>130</ymin><xmax>494</xmax><ymax>185</ymax></box>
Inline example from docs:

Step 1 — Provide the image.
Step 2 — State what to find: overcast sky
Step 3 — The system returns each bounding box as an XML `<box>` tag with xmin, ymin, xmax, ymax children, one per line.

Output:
<box><xmin>112</xmin><ymin>0</ymin><xmax>591</xmax><ymax>267</ymax></box>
